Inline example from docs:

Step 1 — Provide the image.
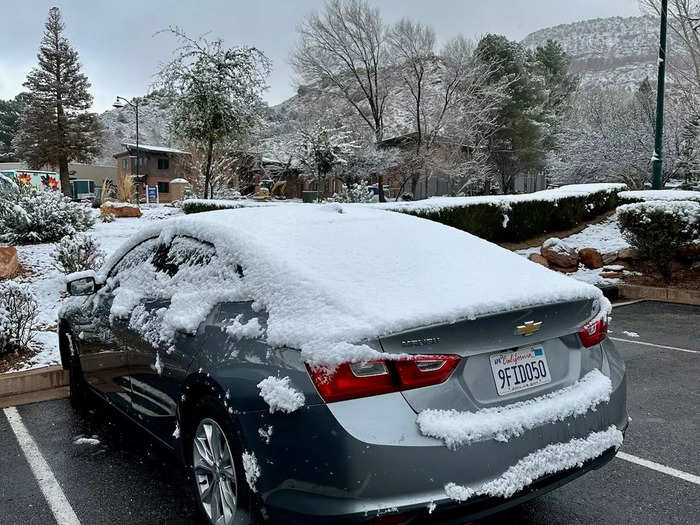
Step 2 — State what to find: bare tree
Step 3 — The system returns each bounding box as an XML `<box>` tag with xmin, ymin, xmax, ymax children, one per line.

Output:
<box><xmin>292</xmin><ymin>0</ymin><xmax>391</xmax><ymax>139</ymax></box>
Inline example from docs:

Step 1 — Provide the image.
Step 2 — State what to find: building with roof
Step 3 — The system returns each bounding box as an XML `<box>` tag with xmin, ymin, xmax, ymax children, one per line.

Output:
<box><xmin>114</xmin><ymin>143</ymin><xmax>191</xmax><ymax>202</ymax></box>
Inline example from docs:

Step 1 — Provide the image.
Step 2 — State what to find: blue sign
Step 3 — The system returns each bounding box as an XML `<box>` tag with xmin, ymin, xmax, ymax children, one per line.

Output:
<box><xmin>147</xmin><ymin>186</ymin><xmax>158</xmax><ymax>200</ymax></box>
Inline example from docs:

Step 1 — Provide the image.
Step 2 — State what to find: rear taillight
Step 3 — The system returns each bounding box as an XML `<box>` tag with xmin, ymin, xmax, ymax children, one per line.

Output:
<box><xmin>307</xmin><ymin>355</ymin><xmax>461</xmax><ymax>403</ymax></box>
<box><xmin>578</xmin><ymin>314</ymin><xmax>608</xmax><ymax>347</ymax></box>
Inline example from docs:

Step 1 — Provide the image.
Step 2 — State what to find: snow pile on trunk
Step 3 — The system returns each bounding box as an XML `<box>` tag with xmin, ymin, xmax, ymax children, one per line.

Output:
<box><xmin>257</xmin><ymin>376</ymin><xmax>305</xmax><ymax>413</ymax></box>
<box><xmin>417</xmin><ymin>370</ymin><xmax>612</xmax><ymax>448</ymax></box>
<box><xmin>99</xmin><ymin>205</ymin><xmax>609</xmax><ymax>367</ymax></box>
<box><xmin>225</xmin><ymin>315</ymin><xmax>263</xmax><ymax>340</ymax></box>
<box><xmin>444</xmin><ymin>425</ymin><xmax>623</xmax><ymax>501</ymax></box>
<box><xmin>619</xmin><ymin>189</ymin><xmax>700</xmax><ymax>202</ymax></box>
<box><xmin>241</xmin><ymin>451</ymin><xmax>260</xmax><ymax>492</ymax></box>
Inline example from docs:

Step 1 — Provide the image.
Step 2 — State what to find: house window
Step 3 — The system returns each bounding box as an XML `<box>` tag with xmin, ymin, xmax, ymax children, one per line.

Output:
<box><xmin>121</xmin><ymin>158</ymin><xmax>128</xmax><ymax>170</ymax></box>
<box><xmin>157</xmin><ymin>158</ymin><xmax>169</xmax><ymax>170</ymax></box>
<box><xmin>157</xmin><ymin>181</ymin><xmax>170</xmax><ymax>194</ymax></box>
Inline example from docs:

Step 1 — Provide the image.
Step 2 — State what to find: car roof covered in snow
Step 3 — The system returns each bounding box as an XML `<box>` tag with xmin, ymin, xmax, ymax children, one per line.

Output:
<box><xmin>100</xmin><ymin>204</ymin><xmax>606</xmax><ymax>365</ymax></box>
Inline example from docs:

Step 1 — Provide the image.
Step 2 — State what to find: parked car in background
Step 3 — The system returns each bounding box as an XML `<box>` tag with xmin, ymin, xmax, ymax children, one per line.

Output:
<box><xmin>59</xmin><ymin>205</ymin><xmax>627</xmax><ymax>524</ymax></box>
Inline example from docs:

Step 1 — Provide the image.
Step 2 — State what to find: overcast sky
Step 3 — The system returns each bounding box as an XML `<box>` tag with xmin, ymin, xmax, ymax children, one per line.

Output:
<box><xmin>0</xmin><ymin>0</ymin><xmax>641</xmax><ymax>112</ymax></box>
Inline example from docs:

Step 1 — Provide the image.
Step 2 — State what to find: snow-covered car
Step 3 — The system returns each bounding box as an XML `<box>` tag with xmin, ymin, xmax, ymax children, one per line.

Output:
<box><xmin>58</xmin><ymin>204</ymin><xmax>627</xmax><ymax>524</ymax></box>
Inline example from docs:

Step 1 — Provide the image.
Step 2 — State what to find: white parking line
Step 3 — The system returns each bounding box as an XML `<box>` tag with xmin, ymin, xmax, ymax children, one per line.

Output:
<box><xmin>3</xmin><ymin>406</ymin><xmax>81</xmax><ymax>525</ymax></box>
<box><xmin>617</xmin><ymin>452</ymin><xmax>700</xmax><ymax>485</ymax></box>
<box><xmin>609</xmin><ymin>337</ymin><xmax>699</xmax><ymax>355</ymax></box>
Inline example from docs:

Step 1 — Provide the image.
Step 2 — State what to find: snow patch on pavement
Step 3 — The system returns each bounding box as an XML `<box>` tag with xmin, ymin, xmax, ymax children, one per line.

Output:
<box><xmin>417</xmin><ymin>369</ymin><xmax>612</xmax><ymax>448</ymax></box>
<box><xmin>444</xmin><ymin>425</ymin><xmax>624</xmax><ymax>501</ymax></box>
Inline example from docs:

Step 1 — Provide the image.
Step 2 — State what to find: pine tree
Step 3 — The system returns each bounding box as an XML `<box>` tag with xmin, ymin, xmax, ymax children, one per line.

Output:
<box><xmin>13</xmin><ymin>7</ymin><xmax>102</xmax><ymax>196</ymax></box>
<box><xmin>0</xmin><ymin>95</ymin><xmax>27</xmax><ymax>162</ymax></box>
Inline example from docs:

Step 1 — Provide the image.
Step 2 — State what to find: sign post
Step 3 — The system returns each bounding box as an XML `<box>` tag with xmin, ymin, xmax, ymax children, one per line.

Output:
<box><xmin>147</xmin><ymin>185</ymin><xmax>158</xmax><ymax>204</ymax></box>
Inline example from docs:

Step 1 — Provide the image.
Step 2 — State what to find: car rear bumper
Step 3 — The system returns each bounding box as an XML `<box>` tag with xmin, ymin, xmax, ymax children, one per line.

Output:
<box><xmin>246</xmin><ymin>343</ymin><xmax>627</xmax><ymax>523</ymax></box>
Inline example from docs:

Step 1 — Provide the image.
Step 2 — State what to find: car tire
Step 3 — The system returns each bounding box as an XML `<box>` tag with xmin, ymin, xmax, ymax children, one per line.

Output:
<box><xmin>186</xmin><ymin>397</ymin><xmax>260</xmax><ymax>525</ymax></box>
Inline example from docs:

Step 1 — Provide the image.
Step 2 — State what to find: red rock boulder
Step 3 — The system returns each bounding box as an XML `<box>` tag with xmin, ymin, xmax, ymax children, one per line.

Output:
<box><xmin>0</xmin><ymin>246</ymin><xmax>19</xmax><ymax>279</ymax></box>
<box><xmin>101</xmin><ymin>202</ymin><xmax>142</xmax><ymax>218</ymax></box>
<box><xmin>540</xmin><ymin>238</ymin><xmax>578</xmax><ymax>270</ymax></box>
<box><xmin>579</xmin><ymin>248</ymin><xmax>603</xmax><ymax>269</ymax></box>
<box><xmin>528</xmin><ymin>253</ymin><xmax>550</xmax><ymax>268</ymax></box>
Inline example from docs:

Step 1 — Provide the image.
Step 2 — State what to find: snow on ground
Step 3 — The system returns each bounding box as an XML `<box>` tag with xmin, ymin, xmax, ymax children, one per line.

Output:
<box><xmin>516</xmin><ymin>214</ymin><xmax>630</xmax><ymax>286</ymax></box>
<box><xmin>443</xmin><ymin>425</ymin><xmax>623</xmax><ymax>501</ymax></box>
<box><xmin>101</xmin><ymin>205</ymin><xmax>608</xmax><ymax>367</ymax></box>
<box><xmin>416</xmin><ymin>369</ymin><xmax>612</xmax><ymax>448</ymax></box>
<box><xmin>9</xmin><ymin>205</ymin><xmax>182</xmax><ymax>371</ymax></box>
<box><xmin>619</xmin><ymin>189</ymin><xmax>700</xmax><ymax>202</ymax></box>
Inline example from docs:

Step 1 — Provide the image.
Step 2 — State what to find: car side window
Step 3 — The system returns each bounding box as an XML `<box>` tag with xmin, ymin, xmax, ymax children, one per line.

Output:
<box><xmin>152</xmin><ymin>236</ymin><xmax>216</xmax><ymax>277</ymax></box>
<box><xmin>109</xmin><ymin>238</ymin><xmax>159</xmax><ymax>279</ymax></box>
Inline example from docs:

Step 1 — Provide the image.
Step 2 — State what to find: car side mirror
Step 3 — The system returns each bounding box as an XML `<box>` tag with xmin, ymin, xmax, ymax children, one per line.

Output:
<box><xmin>66</xmin><ymin>271</ymin><xmax>97</xmax><ymax>296</ymax></box>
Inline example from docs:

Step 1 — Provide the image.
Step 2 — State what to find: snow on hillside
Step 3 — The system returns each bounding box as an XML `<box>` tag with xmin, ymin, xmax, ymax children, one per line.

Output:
<box><xmin>521</xmin><ymin>15</ymin><xmax>664</xmax><ymax>91</ymax></box>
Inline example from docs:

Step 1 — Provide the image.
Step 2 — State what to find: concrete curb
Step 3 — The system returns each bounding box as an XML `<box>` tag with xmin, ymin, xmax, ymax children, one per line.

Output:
<box><xmin>618</xmin><ymin>284</ymin><xmax>700</xmax><ymax>306</ymax></box>
<box><xmin>0</xmin><ymin>365</ymin><xmax>68</xmax><ymax>408</ymax></box>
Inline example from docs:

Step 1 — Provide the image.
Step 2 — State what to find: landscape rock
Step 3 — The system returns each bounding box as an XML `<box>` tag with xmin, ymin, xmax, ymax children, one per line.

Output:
<box><xmin>677</xmin><ymin>243</ymin><xmax>700</xmax><ymax>258</ymax></box>
<box><xmin>600</xmin><ymin>271</ymin><xmax>624</xmax><ymax>279</ymax></box>
<box><xmin>0</xmin><ymin>246</ymin><xmax>20</xmax><ymax>279</ymax></box>
<box><xmin>528</xmin><ymin>253</ymin><xmax>550</xmax><ymax>268</ymax></box>
<box><xmin>617</xmin><ymin>247</ymin><xmax>640</xmax><ymax>260</ymax></box>
<box><xmin>601</xmin><ymin>251</ymin><xmax>618</xmax><ymax>264</ymax></box>
<box><xmin>579</xmin><ymin>248</ymin><xmax>604</xmax><ymax>269</ymax></box>
<box><xmin>540</xmin><ymin>238</ymin><xmax>578</xmax><ymax>269</ymax></box>
<box><xmin>101</xmin><ymin>203</ymin><xmax>142</xmax><ymax>218</ymax></box>
<box><xmin>550</xmin><ymin>264</ymin><xmax>579</xmax><ymax>273</ymax></box>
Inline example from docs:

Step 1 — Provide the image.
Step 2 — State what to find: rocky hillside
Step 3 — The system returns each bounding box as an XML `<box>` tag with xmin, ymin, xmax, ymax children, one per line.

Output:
<box><xmin>521</xmin><ymin>15</ymin><xmax>662</xmax><ymax>90</ymax></box>
<box><xmin>95</xmin><ymin>93</ymin><xmax>173</xmax><ymax>166</ymax></box>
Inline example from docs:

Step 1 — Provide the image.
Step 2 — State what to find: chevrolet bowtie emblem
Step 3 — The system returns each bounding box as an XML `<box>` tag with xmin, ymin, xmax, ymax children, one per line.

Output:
<box><xmin>516</xmin><ymin>321</ymin><xmax>542</xmax><ymax>336</ymax></box>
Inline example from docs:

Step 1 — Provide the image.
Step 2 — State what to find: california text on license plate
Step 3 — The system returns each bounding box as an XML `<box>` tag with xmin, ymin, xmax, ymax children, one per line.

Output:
<box><xmin>490</xmin><ymin>347</ymin><xmax>551</xmax><ymax>396</ymax></box>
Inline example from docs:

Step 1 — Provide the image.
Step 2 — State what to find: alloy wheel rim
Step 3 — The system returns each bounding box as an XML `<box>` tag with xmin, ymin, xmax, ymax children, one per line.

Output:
<box><xmin>193</xmin><ymin>418</ymin><xmax>238</xmax><ymax>525</ymax></box>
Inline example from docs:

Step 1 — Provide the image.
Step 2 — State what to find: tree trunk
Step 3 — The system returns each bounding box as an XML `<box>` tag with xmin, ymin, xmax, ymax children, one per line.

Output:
<box><xmin>202</xmin><ymin>137</ymin><xmax>214</xmax><ymax>199</ymax></box>
<box><xmin>377</xmin><ymin>174</ymin><xmax>385</xmax><ymax>202</ymax></box>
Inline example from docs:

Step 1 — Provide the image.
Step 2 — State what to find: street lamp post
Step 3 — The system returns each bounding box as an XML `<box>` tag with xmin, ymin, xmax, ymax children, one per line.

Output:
<box><xmin>651</xmin><ymin>0</ymin><xmax>668</xmax><ymax>190</ymax></box>
<box><xmin>112</xmin><ymin>96</ymin><xmax>141</xmax><ymax>201</ymax></box>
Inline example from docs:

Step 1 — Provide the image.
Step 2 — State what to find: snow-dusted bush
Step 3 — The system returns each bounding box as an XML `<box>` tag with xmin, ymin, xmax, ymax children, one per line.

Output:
<box><xmin>618</xmin><ymin>200</ymin><xmax>700</xmax><ymax>280</ymax></box>
<box><xmin>0</xmin><ymin>281</ymin><xmax>38</xmax><ymax>353</ymax></box>
<box><xmin>53</xmin><ymin>233</ymin><xmax>105</xmax><ymax>274</ymax></box>
<box><xmin>99</xmin><ymin>208</ymin><xmax>115</xmax><ymax>222</ymax></box>
<box><xmin>330</xmin><ymin>180</ymin><xmax>374</xmax><ymax>203</ymax></box>
<box><xmin>0</xmin><ymin>184</ymin><xmax>94</xmax><ymax>243</ymax></box>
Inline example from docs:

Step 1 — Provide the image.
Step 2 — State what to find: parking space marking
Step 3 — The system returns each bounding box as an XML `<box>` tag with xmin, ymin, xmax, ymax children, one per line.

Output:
<box><xmin>612</xmin><ymin>299</ymin><xmax>645</xmax><ymax>308</ymax></box>
<box><xmin>609</xmin><ymin>337</ymin><xmax>699</xmax><ymax>355</ymax></box>
<box><xmin>617</xmin><ymin>452</ymin><xmax>700</xmax><ymax>485</ymax></box>
<box><xmin>3</xmin><ymin>407</ymin><xmax>81</xmax><ymax>525</ymax></box>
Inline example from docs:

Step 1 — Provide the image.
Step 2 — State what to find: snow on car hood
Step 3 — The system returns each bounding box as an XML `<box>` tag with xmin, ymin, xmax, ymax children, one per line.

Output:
<box><xmin>99</xmin><ymin>204</ymin><xmax>609</xmax><ymax>366</ymax></box>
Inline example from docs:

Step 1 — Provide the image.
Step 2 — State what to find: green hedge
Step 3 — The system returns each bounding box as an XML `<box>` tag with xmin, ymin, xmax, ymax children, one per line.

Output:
<box><xmin>181</xmin><ymin>199</ymin><xmax>245</xmax><ymax>214</ymax></box>
<box><xmin>396</xmin><ymin>189</ymin><xmax>620</xmax><ymax>243</ymax></box>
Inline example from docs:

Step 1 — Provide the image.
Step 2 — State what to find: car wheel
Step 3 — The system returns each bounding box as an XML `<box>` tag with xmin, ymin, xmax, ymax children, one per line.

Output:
<box><xmin>188</xmin><ymin>398</ymin><xmax>258</xmax><ymax>525</ymax></box>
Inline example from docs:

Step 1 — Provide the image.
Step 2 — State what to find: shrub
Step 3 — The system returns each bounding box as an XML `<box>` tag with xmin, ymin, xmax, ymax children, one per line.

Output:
<box><xmin>115</xmin><ymin>173</ymin><xmax>134</xmax><ymax>203</ymax></box>
<box><xmin>181</xmin><ymin>199</ymin><xmax>245</xmax><ymax>214</ymax></box>
<box><xmin>395</xmin><ymin>187</ymin><xmax>621</xmax><ymax>243</ymax></box>
<box><xmin>618</xmin><ymin>200</ymin><xmax>700</xmax><ymax>281</ymax></box>
<box><xmin>0</xmin><ymin>184</ymin><xmax>94</xmax><ymax>243</ymax></box>
<box><xmin>53</xmin><ymin>232</ymin><xmax>105</xmax><ymax>274</ymax></box>
<box><xmin>330</xmin><ymin>180</ymin><xmax>374</xmax><ymax>203</ymax></box>
<box><xmin>0</xmin><ymin>281</ymin><xmax>38</xmax><ymax>354</ymax></box>
<box><xmin>99</xmin><ymin>208</ymin><xmax>116</xmax><ymax>222</ymax></box>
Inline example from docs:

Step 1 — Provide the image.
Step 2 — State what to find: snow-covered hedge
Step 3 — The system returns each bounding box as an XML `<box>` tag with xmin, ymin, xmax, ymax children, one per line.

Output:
<box><xmin>374</xmin><ymin>184</ymin><xmax>625</xmax><ymax>243</ymax></box>
<box><xmin>181</xmin><ymin>199</ymin><xmax>246</xmax><ymax>214</ymax></box>
<box><xmin>0</xmin><ymin>184</ymin><xmax>94</xmax><ymax>243</ymax></box>
<box><xmin>618</xmin><ymin>189</ymin><xmax>700</xmax><ymax>203</ymax></box>
<box><xmin>0</xmin><ymin>281</ymin><xmax>38</xmax><ymax>354</ymax></box>
<box><xmin>618</xmin><ymin>200</ymin><xmax>700</xmax><ymax>280</ymax></box>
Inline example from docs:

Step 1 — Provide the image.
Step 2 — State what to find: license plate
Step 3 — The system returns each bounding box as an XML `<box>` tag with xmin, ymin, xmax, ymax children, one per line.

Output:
<box><xmin>490</xmin><ymin>347</ymin><xmax>551</xmax><ymax>396</ymax></box>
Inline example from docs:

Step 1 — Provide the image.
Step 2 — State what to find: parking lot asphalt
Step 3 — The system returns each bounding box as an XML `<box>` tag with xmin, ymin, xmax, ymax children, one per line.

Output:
<box><xmin>1</xmin><ymin>301</ymin><xmax>698</xmax><ymax>525</ymax></box>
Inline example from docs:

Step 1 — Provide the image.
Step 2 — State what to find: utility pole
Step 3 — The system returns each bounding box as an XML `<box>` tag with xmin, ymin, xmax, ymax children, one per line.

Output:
<box><xmin>651</xmin><ymin>0</ymin><xmax>668</xmax><ymax>190</ymax></box>
<box><xmin>113</xmin><ymin>96</ymin><xmax>141</xmax><ymax>201</ymax></box>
